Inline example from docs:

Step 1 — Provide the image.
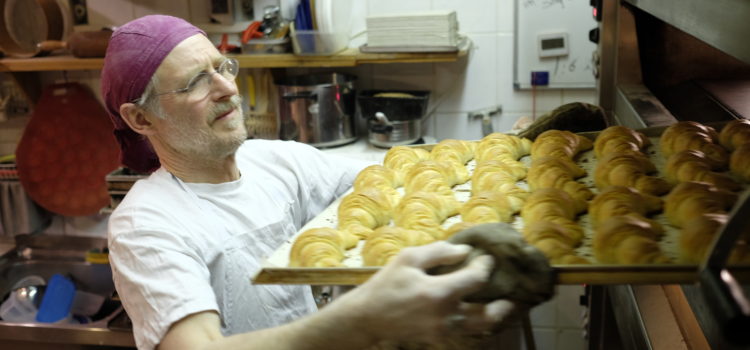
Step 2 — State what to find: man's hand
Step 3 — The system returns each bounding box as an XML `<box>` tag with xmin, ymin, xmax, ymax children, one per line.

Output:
<box><xmin>332</xmin><ymin>241</ymin><xmax>517</xmax><ymax>344</ymax></box>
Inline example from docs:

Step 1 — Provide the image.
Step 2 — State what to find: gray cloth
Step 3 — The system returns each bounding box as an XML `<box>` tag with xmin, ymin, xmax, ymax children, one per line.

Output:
<box><xmin>0</xmin><ymin>181</ymin><xmax>50</xmax><ymax>236</ymax></box>
<box><xmin>432</xmin><ymin>223</ymin><xmax>555</xmax><ymax>306</ymax></box>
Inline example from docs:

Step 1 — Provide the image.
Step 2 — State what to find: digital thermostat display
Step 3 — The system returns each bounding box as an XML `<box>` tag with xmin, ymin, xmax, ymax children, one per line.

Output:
<box><xmin>538</xmin><ymin>33</ymin><xmax>569</xmax><ymax>58</ymax></box>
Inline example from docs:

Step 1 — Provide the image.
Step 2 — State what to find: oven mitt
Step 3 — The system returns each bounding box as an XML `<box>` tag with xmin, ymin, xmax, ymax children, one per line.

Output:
<box><xmin>430</xmin><ymin>223</ymin><xmax>556</xmax><ymax>306</ymax></box>
<box><xmin>16</xmin><ymin>83</ymin><xmax>121</xmax><ymax>216</ymax></box>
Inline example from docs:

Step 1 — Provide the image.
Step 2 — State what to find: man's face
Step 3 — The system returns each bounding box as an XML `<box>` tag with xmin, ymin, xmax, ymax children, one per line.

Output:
<box><xmin>147</xmin><ymin>34</ymin><xmax>247</xmax><ymax>159</ymax></box>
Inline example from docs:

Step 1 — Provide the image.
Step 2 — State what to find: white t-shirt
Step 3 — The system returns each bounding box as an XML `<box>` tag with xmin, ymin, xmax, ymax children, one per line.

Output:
<box><xmin>108</xmin><ymin>140</ymin><xmax>370</xmax><ymax>350</ymax></box>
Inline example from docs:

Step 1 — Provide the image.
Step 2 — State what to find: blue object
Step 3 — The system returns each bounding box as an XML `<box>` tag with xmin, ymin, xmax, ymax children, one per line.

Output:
<box><xmin>35</xmin><ymin>274</ymin><xmax>75</xmax><ymax>323</ymax></box>
<box><xmin>531</xmin><ymin>71</ymin><xmax>549</xmax><ymax>86</ymax></box>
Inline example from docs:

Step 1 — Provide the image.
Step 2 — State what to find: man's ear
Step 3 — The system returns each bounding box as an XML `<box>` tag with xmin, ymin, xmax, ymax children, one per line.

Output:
<box><xmin>119</xmin><ymin>103</ymin><xmax>156</xmax><ymax>136</ymax></box>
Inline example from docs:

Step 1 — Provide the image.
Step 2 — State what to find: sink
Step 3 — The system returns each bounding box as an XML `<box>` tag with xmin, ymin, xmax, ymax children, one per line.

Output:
<box><xmin>0</xmin><ymin>234</ymin><xmax>135</xmax><ymax>347</ymax></box>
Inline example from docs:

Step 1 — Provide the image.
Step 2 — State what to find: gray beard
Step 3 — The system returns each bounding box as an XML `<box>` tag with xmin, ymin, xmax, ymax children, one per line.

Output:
<box><xmin>160</xmin><ymin>95</ymin><xmax>248</xmax><ymax>160</ymax></box>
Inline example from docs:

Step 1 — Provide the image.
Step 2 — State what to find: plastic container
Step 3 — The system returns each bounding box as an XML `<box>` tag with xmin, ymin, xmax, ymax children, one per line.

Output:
<box><xmin>290</xmin><ymin>23</ymin><xmax>348</xmax><ymax>55</ymax></box>
<box><xmin>0</xmin><ymin>288</ymin><xmax>38</xmax><ymax>322</ymax></box>
<box><xmin>242</xmin><ymin>37</ymin><xmax>291</xmax><ymax>54</ymax></box>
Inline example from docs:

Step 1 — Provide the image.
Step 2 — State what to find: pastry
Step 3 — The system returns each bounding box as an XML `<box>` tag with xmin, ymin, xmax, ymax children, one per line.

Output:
<box><xmin>719</xmin><ymin>119</ymin><xmax>750</xmax><ymax>151</ymax></box>
<box><xmin>665</xmin><ymin>149</ymin><xmax>739</xmax><ymax>191</ymax></box>
<box><xmin>531</xmin><ymin>130</ymin><xmax>593</xmax><ymax>160</ymax></box>
<box><xmin>593</xmin><ymin>125</ymin><xmax>650</xmax><ymax>157</ymax></box>
<box><xmin>593</xmin><ymin>216</ymin><xmax>669</xmax><ymax>264</ymax></box>
<box><xmin>337</xmin><ymin>187</ymin><xmax>399</xmax><ymax>239</ymax></box>
<box><xmin>594</xmin><ymin>151</ymin><xmax>672</xmax><ymax>195</ymax></box>
<box><xmin>663</xmin><ymin>181</ymin><xmax>738</xmax><ymax>227</ymax></box>
<box><xmin>460</xmin><ymin>191</ymin><xmax>516</xmax><ymax>224</ymax></box>
<box><xmin>588</xmin><ymin>186</ymin><xmax>663</xmax><ymax>228</ymax></box>
<box><xmin>362</xmin><ymin>226</ymin><xmax>434</xmax><ymax>266</ymax></box>
<box><xmin>383</xmin><ymin>146</ymin><xmax>431</xmax><ymax>186</ymax></box>
<box><xmin>660</xmin><ymin>121</ymin><xmax>728</xmax><ymax>165</ymax></box>
<box><xmin>527</xmin><ymin>156</ymin><xmax>593</xmax><ymax>201</ymax></box>
<box><xmin>289</xmin><ymin>227</ymin><xmax>358</xmax><ymax>267</ymax></box>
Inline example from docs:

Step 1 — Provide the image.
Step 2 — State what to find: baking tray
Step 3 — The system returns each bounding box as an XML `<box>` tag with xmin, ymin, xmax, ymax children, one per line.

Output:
<box><xmin>254</xmin><ymin>124</ymin><xmax>750</xmax><ymax>285</ymax></box>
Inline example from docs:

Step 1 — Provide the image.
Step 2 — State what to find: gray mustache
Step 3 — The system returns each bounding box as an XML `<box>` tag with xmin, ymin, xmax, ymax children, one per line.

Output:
<box><xmin>210</xmin><ymin>94</ymin><xmax>243</xmax><ymax>119</ymax></box>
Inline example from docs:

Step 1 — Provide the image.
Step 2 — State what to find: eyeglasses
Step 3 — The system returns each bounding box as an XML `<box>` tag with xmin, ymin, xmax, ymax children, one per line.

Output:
<box><xmin>152</xmin><ymin>58</ymin><xmax>240</xmax><ymax>100</ymax></box>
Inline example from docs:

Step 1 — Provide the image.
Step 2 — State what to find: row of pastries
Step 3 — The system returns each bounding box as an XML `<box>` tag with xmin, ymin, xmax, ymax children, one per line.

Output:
<box><xmin>288</xmin><ymin>120</ymin><xmax>750</xmax><ymax>268</ymax></box>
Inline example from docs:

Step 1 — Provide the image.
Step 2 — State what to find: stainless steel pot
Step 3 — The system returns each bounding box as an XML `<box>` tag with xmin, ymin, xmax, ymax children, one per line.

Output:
<box><xmin>358</xmin><ymin>90</ymin><xmax>430</xmax><ymax>148</ymax></box>
<box><xmin>277</xmin><ymin>73</ymin><xmax>357</xmax><ymax>148</ymax></box>
<box><xmin>368</xmin><ymin>112</ymin><xmax>422</xmax><ymax>148</ymax></box>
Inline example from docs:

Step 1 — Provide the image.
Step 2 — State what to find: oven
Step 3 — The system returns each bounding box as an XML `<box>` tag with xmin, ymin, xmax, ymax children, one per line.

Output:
<box><xmin>589</xmin><ymin>1</ymin><xmax>750</xmax><ymax>348</ymax></box>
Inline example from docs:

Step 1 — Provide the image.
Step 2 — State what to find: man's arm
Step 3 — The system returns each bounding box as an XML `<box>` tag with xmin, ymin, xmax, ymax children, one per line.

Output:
<box><xmin>158</xmin><ymin>242</ymin><xmax>515</xmax><ymax>350</ymax></box>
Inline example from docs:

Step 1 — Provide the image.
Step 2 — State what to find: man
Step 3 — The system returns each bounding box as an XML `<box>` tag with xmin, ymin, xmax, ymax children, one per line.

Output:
<box><xmin>103</xmin><ymin>15</ymin><xmax>513</xmax><ymax>350</ymax></box>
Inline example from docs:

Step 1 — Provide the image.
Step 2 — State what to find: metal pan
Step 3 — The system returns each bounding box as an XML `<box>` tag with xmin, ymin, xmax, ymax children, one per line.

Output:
<box><xmin>0</xmin><ymin>0</ymin><xmax>66</xmax><ymax>57</ymax></box>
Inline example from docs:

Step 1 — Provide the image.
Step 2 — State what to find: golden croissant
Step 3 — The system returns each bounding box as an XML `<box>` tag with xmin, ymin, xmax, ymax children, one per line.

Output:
<box><xmin>475</xmin><ymin>133</ymin><xmax>532</xmax><ymax>163</ymax></box>
<box><xmin>520</xmin><ymin>188</ymin><xmax>587</xmax><ymax>263</ymax></box>
<box><xmin>527</xmin><ymin>156</ymin><xmax>593</xmax><ymax>201</ymax></box>
<box><xmin>460</xmin><ymin>191</ymin><xmax>516</xmax><ymax>224</ymax></box>
<box><xmin>663</xmin><ymin>181</ymin><xmax>737</xmax><ymax>227</ymax></box>
<box><xmin>393</xmin><ymin>191</ymin><xmax>460</xmax><ymax>239</ymax></box>
<box><xmin>660</xmin><ymin>121</ymin><xmax>728</xmax><ymax>165</ymax></box>
<box><xmin>471</xmin><ymin>159</ymin><xmax>526</xmax><ymax>194</ymax></box>
<box><xmin>593</xmin><ymin>125</ymin><xmax>651</xmax><ymax>157</ymax></box>
<box><xmin>383</xmin><ymin>146</ymin><xmax>431</xmax><ymax>186</ymax></box>
<box><xmin>353</xmin><ymin>165</ymin><xmax>399</xmax><ymax>192</ymax></box>
<box><xmin>594</xmin><ymin>151</ymin><xmax>671</xmax><ymax>195</ymax></box>
<box><xmin>719</xmin><ymin>119</ymin><xmax>750</xmax><ymax>151</ymax></box>
<box><xmin>664</xmin><ymin>149</ymin><xmax>739</xmax><ymax>191</ymax></box>
<box><xmin>430</xmin><ymin>139</ymin><xmax>476</xmax><ymax>165</ymax></box>
<box><xmin>362</xmin><ymin>226</ymin><xmax>435</xmax><ymax>266</ymax></box>
<box><xmin>531</xmin><ymin>130</ymin><xmax>593</xmax><ymax>160</ymax></box>
<box><xmin>588</xmin><ymin>186</ymin><xmax>663</xmax><ymax>228</ymax></box>
<box><xmin>289</xmin><ymin>227</ymin><xmax>358</xmax><ymax>267</ymax></box>
<box><xmin>593</xmin><ymin>216</ymin><xmax>669</xmax><ymax>264</ymax></box>
<box><xmin>523</xmin><ymin>220</ymin><xmax>589</xmax><ymax>264</ymax></box>
<box><xmin>337</xmin><ymin>188</ymin><xmax>399</xmax><ymax>239</ymax></box>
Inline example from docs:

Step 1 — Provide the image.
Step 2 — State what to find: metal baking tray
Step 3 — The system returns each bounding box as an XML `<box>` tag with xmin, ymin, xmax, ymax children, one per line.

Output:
<box><xmin>254</xmin><ymin>124</ymin><xmax>750</xmax><ymax>285</ymax></box>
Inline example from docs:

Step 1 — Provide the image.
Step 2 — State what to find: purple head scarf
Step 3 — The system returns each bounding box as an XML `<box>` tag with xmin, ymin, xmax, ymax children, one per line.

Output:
<box><xmin>101</xmin><ymin>15</ymin><xmax>205</xmax><ymax>173</ymax></box>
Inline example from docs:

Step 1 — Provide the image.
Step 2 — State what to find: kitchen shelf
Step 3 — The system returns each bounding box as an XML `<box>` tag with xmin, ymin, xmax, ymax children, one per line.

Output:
<box><xmin>0</xmin><ymin>47</ymin><xmax>468</xmax><ymax>72</ymax></box>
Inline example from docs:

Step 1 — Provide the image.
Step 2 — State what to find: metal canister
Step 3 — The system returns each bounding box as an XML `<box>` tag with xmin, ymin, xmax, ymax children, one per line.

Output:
<box><xmin>276</xmin><ymin>73</ymin><xmax>357</xmax><ymax>148</ymax></box>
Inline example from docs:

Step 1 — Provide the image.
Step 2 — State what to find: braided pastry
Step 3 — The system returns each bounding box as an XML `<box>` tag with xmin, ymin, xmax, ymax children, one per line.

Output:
<box><xmin>430</xmin><ymin>139</ymin><xmax>476</xmax><ymax>165</ymax></box>
<box><xmin>383</xmin><ymin>146</ymin><xmax>430</xmax><ymax>186</ymax></box>
<box><xmin>719</xmin><ymin>119</ymin><xmax>750</xmax><ymax>151</ymax></box>
<box><xmin>660</xmin><ymin>121</ymin><xmax>728</xmax><ymax>165</ymax></box>
<box><xmin>289</xmin><ymin>227</ymin><xmax>358</xmax><ymax>267</ymax></box>
<box><xmin>665</xmin><ymin>150</ymin><xmax>740</xmax><ymax>191</ymax></box>
<box><xmin>531</xmin><ymin>130</ymin><xmax>593</xmax><ymax>160</ymax></box>
<box><xmin>663</xmin><ymin>181</ymin><xmax>737</xmax><ymax>227</ymax></box>
<box><xmin>475</xmin><ymin>133</ymin><xmax>532</xmax><ymax>160</ymax></box>
<box><xmin>589</xmin><ymin>186</ymin><xmax>663</xmax><ymax>228</ymax></box>
<box><xmin>527</xmin><ymin>156</ymin><xmax>593</xmax><ymax>202</ymax></box>
<box><xmin>362</xmin><ymin>226</ymin><xmax>434</xmax><ymax>266</ymax></box>
<box><xmin>460</xmin><ymin>191</ymin><xmax>516</xmax><ymax>224</ymax></box>
<box><xmin>593</xmin><ymin>216</ymin><xmax>669</xmax><ymax>264</ymax></box>
<box><xmin>594</xmin><ymin>151</ymin><xmax>672</xmax><ymax>195</ymax></box>
<box><xmin>337</xmin><ymin>188</ymin><xmax>399</xmax><ymax>239</ymax></box>
<box><xmin>393</xmin><ymin>191</ymin><xmax>460</xmax><ymax>239</ymax></box>
<box><xmin>594</xmin><ymin>125</ymin><xmax>650</xmax><ymax>157</ymax></box>
<box><xmin>730</xmin><ymin>143</ymin><xmax>750</xmax><ymax>182</ymax></box>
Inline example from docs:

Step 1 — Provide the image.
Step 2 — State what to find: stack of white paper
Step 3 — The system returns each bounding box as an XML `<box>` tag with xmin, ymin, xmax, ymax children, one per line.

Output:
<box><xmin>366</xmin><ymin>11</ymin><xmax>459</xmax><ymax>47</ymax></box>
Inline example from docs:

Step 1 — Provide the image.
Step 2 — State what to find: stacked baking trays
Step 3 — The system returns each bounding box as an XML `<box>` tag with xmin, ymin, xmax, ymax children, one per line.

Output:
<box><xmin>254</xmin><ymin>121</ymin><xmax>750</xmax><ymax>285</ymax></box>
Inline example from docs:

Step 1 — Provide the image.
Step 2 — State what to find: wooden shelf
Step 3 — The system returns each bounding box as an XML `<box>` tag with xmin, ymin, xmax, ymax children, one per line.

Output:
<box><xmin>0</xmin><ymin>47</ymin><xmax>468</xmax><ymax>72</ymax></box>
